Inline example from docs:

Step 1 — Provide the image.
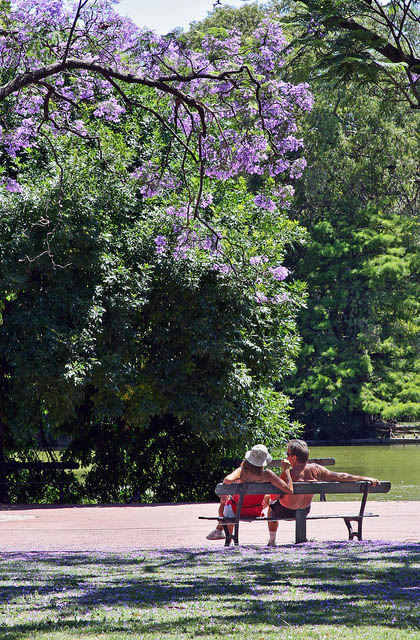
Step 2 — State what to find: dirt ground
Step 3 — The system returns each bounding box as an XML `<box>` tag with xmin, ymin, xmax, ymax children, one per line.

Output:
<box><xmin>0</xmin><ymin>500</ymin><xmax>418</xmax><ymax>551</ymax></box>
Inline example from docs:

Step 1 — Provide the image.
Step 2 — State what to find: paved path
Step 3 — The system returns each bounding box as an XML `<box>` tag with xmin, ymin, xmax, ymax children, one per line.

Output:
<box><xmin>0</xmin><ymin>500</ymin><xmax>418</xmax><ymax>551</ymax></box>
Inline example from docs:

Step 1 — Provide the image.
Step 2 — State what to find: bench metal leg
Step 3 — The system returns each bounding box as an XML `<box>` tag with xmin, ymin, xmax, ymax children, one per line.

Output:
<box><xmin>344</xmin><ymin>517</ymin><xmax>363</xmax><ymax>541</ymax></box>
<box><xmin>222</xmin><ymin>520</ymin><xmax>239</xmax><ymax>546</ymax></box>
<box><xmin>343</xmin><ymin>482</ymin><xmax>369</xmax><ymax>540</ymax></box>
<box><xmin>222</xmin><ymin>524</ymin><xmax>233</xmax><ymax>546</ymax></box>
<box><xmin>295</xmin><ymin>509</ymin><xmax>308</xmax><ymax>544</ymax></box>
<box><xmin>234</xmin><ymin>523</ymin><xmax>240</xmax><ymax>546</ymax></box>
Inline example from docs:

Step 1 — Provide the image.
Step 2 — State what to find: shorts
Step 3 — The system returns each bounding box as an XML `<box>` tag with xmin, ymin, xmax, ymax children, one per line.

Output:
<box><xmin>269</xmin><ymin>500</ymin><xmax>311</xmax><ymax>519</ymax></box>
<box><xmin>223</xmin><ymin>503</ymin><xmax>235</xmax><ymax>518</ymax></box>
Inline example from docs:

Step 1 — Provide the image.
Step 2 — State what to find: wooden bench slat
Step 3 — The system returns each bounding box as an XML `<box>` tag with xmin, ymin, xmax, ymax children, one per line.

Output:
<box><xmin>215</xmin><ymin>481</ymin><xmax>391</xmax><ymax>496</ymax></box>
<box><xmin>199</xmin><ymin>512</ymin><xmax>378</xmax><ymax>522</ymax></box>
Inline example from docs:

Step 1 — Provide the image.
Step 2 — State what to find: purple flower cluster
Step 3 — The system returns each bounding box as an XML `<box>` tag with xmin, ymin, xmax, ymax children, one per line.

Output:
<box><xmin>154</xmin><ymin>235</ymin><xmax>167</xmax><ymax>255</ymax></box>
<box><xmin>0</xmin><ymin>1</ymin><xmax>312</xmax><ymax>214</ymax></box>
<box><xmin>269</xmin><ymin>265</ymin><xmax>289</xmax><ymax>281</ymax></box>
<box><xmin>250</xmin><ymin>255</ymin><xmax>269</xmax><ymax>266</ymax></box>
<box><xmin>93</xmin><ymin>97</ymin><xmax>126</xmax><ymax>122</ymax></box>
<box><xmin>254</xmin><ymin>195</ymin><xmax>276</xmax><ymax>212</ymax></box>
<box><xmin>212</xmin><ymin>263</ymin><xmax>232</xmax><ymax>274</ymax></box>
<box><xmin>0</xmin><ymin>177</ymin><xmax>23</xmax><ymax>193</ymax></box>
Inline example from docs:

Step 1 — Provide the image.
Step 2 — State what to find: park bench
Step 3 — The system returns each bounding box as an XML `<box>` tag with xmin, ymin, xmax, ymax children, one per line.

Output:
<box><xmin>374</xmin><ymin>421</ymin><xmax>420</xmax><ymax>439</ymax></box>
<box><xmin>224</xmin><ymin>457</ymin><xmax>336</xmax><ymax>501</ymax></box>
<box><xmin>0</xmin><ymin>461</ymin><xmax>79</xmax><ymax>504</ymax></box>
<box><xmin>199</xmin><ymin>478</ymin><xmax>391</xmax><ymax>545</ymax></box>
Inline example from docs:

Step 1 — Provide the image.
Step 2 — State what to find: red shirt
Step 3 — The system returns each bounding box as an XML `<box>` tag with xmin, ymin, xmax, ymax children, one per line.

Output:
<box><xmin>227</xmin><ymin>493</ymin><xmax>265</xmax><ymax>517</ymax></box>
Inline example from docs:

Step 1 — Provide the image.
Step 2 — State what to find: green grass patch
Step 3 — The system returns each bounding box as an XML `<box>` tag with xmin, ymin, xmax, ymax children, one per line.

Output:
<box><xmin>0</xmin><ymin>541</ymin><xmax>419</xmax><ymax>639</ymax></box>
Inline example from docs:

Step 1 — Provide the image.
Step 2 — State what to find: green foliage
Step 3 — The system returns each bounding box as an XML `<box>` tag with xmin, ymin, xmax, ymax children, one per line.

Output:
<box><xmin>187</xmin><ymin>2</ymin><xmax>264</xmax><ymax>43</ymax></box>
<box><xmin>0</xmin><ymin>89</ymin><xmax>304</xmax><ymax>501</ymax></box>
<box><xmin>281</xmin><ymin>0</ymin><xmax>420</xmax><ymax>108</ymax></box>
<box><xmin>284</xmin><ymin>87</ymin><xmax>420</xmax><ymax>437</ymax></box>
<box><xmin>4</xmin><ymin>465</ymin><xmax>80</xmax><ymax>504</ymax></box>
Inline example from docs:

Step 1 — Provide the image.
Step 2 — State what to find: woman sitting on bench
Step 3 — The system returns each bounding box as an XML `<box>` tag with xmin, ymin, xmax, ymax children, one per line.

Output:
<box><xmin>206</xmin><ymin>444</ymin><xmax>293</xmax><ymax>540</ymax></box>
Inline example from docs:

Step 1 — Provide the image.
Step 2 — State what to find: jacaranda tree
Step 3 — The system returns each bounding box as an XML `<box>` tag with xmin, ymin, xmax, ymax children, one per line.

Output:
<box><xmin>0</xmin><ymin>1</ymin><xmax>313</xmax><ymax>501</ymax></box>
<box><xmin>0</xmin><ymin>0</ymin><xmax>312</xmax><ymax>209</ymax></box>
<box><xmin>0</xmin><ymin>130</ymin><xmax>306</xmax><ymax>502</ymax></box>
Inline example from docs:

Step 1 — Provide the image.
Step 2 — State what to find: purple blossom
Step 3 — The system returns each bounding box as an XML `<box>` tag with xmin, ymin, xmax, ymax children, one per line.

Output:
<box><xmin>1</xmin><ymin>177</ymin><xmax>23</xmax><ymax>193</ymax></box>
<box><xmin>250</xmin><ymin>255</ymin><xmax>268</xmax><ymax>266</ymax></box>
<box><xmin>166</xmin><ymin>205</ymin><xmax>188</xmax><ymax>218</ymax></box>
<box><xmin>201</xmin><ymin>237</ymin><xmax>213</xmax><ymax>251</ymax></box>
<box><xmin>200</xmin><ymin>194</ymin><xmax>213</xmax><ymax>209</ymax></box>
<box><xmin>154</xmin><ymin>235</ymin><xmax>167</xmax><ymax>255</ymax></box>
<box><xmin>173</xmin><ymin>245</ymin><xmax>188</xmax><ymax>261</ymax></box>
<box><xmin>254</xmin><ymin>195</ymin><xmax>276</xmax><ymax>212</ymax></box>
<box><xmin>72</xmin><ymin>120</ymin><xmax>89</xmax><ymax>136</ymax></box>
<box><xmin>0</xmin><ymin>0</ymin><xmax>313</xmax><ymax>227</ymax></box>
<box><xmin>255</xmin><ymin>291</ymin><xmax>269</xmax><ymax>303</ymax></box>
<box><xmin>93</xmin><ymin>97</ymin><xmax>125</xmax><ymax>122</ymax></box>
<box><xmin>213</xmin><ymin>263</ymin><xmax>232</xmax><ymax>274</ymax></box>
<box><xmin>269</xmin><ymin>265</ymin><xmax>289</xmax><ymax>281</ymax></box>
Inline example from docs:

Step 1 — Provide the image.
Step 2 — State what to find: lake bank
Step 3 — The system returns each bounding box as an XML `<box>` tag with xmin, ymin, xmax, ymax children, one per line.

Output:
<box><xmin>307</xmin><ymin>438</ymin><xmax>420</xmax><ymax>445</ymax></box>
<box><xmin>308</xmin><ymin>443</ymin><xmax>420</xmax><ymax>501</ymax></box>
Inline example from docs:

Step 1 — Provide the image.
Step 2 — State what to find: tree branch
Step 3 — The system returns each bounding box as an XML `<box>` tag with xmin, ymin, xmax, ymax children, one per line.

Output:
<box><xmin>0</xmin><ymin>57</ymin><xmax>210</xmax><ymax>136</ymax></box>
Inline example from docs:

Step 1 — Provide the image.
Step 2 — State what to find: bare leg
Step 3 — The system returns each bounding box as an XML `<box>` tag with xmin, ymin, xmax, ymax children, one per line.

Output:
<box><xmin>267</xmin><ymin>507</ymin><xmax>278</xmax><ymax>545</ymax></box>
<box><xmin>206</xmin><ymin>496</ymin><xmax>228</xmax><ymax>539</ymax></box>
<box><xmin>215</xmin><ymin>499</ymin><xmax>225</xmax><ymax>530</ymax></box>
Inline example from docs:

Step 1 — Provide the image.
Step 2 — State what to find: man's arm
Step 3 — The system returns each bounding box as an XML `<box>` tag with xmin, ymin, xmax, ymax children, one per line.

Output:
<box><xmin>317</xmin><ymin>467</ymin><xmax>380</xmax><ymax>487</ymax></box>
<box><xmin>266</xmin><ymin>462</ymin><xmax>293</xmax><ymax>494</ymax></box>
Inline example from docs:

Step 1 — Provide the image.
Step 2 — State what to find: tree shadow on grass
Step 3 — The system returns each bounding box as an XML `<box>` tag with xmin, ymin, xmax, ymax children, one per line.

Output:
<box><xmin>0</xmin><ymin>542</ymin><xmax>419</xmax><ymax>637</ymax></box>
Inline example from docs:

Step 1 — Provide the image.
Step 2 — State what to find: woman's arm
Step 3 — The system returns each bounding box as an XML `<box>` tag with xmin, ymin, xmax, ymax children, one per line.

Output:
<box><xmin>266</xmin><ymin>468</ymin><xmax>293</xmax><ymax>494</ymax></box>
<box><xmin>223</xmin><ymin>466</ymin><xmax>242</xmax><ymax>484</ymax></box>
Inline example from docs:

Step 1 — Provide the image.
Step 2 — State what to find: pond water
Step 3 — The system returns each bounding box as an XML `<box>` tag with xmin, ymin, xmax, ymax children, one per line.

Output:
<box><xmin>308</xmin><ymin>444</ymin><xmax>420</xmax><ymax>502</ymax></box>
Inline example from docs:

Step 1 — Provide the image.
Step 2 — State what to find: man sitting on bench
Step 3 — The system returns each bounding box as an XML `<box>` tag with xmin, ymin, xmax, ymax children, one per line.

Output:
<box><xmin>267</xmin><ymin>439</ymin><xmax>380</xmax><ymax>546</ymax></box>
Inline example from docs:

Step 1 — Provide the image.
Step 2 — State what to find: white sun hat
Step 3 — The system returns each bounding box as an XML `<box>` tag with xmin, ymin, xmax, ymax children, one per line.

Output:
<box><xmin>244</xmin><ymin>444</ymin><xmax>272</xmax><ymax>467</ymax></box>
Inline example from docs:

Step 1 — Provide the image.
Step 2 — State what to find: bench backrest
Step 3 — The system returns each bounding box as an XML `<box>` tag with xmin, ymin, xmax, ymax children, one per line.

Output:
<box><xmin>215</xmin><ymin>480</ymin><xmax>391</xmax><ymax>496</ymax></box>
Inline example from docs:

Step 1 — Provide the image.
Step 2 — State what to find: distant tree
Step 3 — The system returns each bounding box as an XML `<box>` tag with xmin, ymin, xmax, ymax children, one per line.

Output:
<box><xmin>284</xmin><ymin>86</ymin><xmax>420</xmax><ymax>438</ymax></box>
<box><xmin>283</xmin><ymin>0</ymin><xmax>420</xmax><ymax>108</ymax></box>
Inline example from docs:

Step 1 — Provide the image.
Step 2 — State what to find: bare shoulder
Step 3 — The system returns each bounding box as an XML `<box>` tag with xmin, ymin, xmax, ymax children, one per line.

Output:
<box><xmin>262</xmin><ymin>468</ymin><xmax>277</xmax><ymax>480</ymax></box>
<box><xmin>224</xmin><ymin>466</ymin><xmax>242</xmax><ymax>483</ymax></box>
<box><xmin>303</xmin><ymin>463</ymin><xmax>328</xmax><ymax>480</ymax></box>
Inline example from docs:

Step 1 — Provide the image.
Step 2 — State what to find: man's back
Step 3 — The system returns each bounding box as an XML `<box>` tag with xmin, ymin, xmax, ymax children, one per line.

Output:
<box><xmin>277</xmin><ymin>463</ymin><xmax>327</xmax><ymax>510</ymax></box>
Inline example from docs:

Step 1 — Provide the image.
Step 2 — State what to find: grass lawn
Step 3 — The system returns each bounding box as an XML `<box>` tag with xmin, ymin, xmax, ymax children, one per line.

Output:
<box><xmin>0</xmin><ymin>541</ymin><xmax>419</xmax><ymax>639</ymax></box>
